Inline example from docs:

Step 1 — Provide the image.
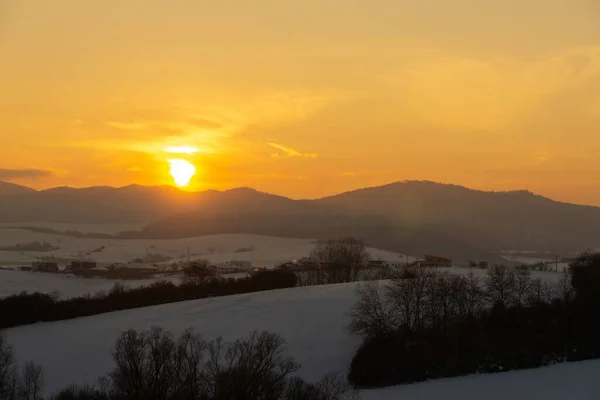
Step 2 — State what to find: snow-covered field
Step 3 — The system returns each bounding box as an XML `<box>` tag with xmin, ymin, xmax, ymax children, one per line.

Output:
<box><xmin>0</xmin><ymin>228</ymin><xmax>324</xmax><ymax>267</ymax></box>
<box><xmin>0</xmin><ymin>228</ymin><xmax>411</xmax><ymax>267</ymax></box>
<box><xmin>500</xmin><ymin>254</ymin><xmax>571</xmax><ymax>271</ymax></box>
<box><xmin>4</xmin><ymin>282</ymin><xmax>600</xmax><ymax>399</ymax></box>
<box><xmin>0</xmin><ymin>269</ymin><xmax>183</xmax><ymax>298</ymax></box>
<box><xmin>0</xmin><ymin>227</ymin><xmax>413</xmax><ymax>298</ymax></box>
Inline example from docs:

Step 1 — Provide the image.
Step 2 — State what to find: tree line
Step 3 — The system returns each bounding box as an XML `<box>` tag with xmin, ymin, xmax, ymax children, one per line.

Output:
<box><xmin>0</xmin><ymin>269</ymin><xmax>298</xmax><ymax>330</ymax></box>
<box><xmin>347</xmin><ymin>253</ymin><xmax>600</xmax><ymax>387</ymax></box>
<box><xmin>1</xmin><ymin>237</ymin><xmax>373</xmax><ymax>330</ymax></box>
<box><xmin>0</xmin><ymin>327</ymin><xmax>358</xmax><ymax>400</ymax></box>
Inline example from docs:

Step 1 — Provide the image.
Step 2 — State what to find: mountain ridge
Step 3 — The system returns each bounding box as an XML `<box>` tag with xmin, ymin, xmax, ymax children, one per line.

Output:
<box><xmin>1</xmin><ymin>180</ymin><xmax>598</xmax><ymax>258</ymax></box>
<box><xmin>2</xmin><ymin>179</ymin><xmax>595</xmax><ymax>208</ymax></box>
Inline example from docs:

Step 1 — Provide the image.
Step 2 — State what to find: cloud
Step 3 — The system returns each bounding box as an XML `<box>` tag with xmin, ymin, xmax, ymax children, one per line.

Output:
<box><xmin>165</xmin><ymin>145</ymin><xmax>200</xmax><ymax>155</ymax></box>
<box><xmin>534</xmin><ymin>151</ymin><xmax>551</xmax><ymax>164</ymax></box>
<box><xmin>106</xmin><ymin>121</ymin><xmax>147</xmax><ymax>130</ymax></box>
<box><xmin>0</xmin><ymin>168</ymin><xmax>54</xmax><ymax>180</ymax></box>
<box><xmin>267</xmin><ymin>142</ymin><xmax>318</xmax><ymax>158</ymax></box>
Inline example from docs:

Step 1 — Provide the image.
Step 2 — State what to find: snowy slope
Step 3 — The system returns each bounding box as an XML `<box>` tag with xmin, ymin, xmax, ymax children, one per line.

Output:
<box><xmin>0</xmin><ymin>229</ymin><xmax>414</xmax><ymax>298</ymax></box>
<box><xmin>0</xmin><ymin>269</ymin><xmax>181</xmax><ymax>298</ymax></box>
<box><xmin>0</xmin><ymin>229</ymin><xmax>412</xmax><ymax>268</ymax></box>
<box><xmin>360</xmin><ymin>359</ymin><xmax>600</xmax><ymax>399</ymax></box>
<box><xmin>4</xmin><ymin>283</ymin><xmax>361</xmax><ymax>394</ymax></box>
<box><xmin>4</xmin><ymin>282</ymin><xmax>600</xmax><ymax>399</ymax></box>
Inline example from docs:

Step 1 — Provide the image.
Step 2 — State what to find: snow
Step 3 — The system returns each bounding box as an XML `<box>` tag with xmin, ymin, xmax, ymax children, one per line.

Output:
<box><xmin>0</xmin><ymin>269</ymin><xmax>181</xmax><ymax>298</ymax></box>
<box><xmin>0</xmin><ymin>226</ymin><xmax>413</xmax><ymax>269</ymax></box>
<box><xmin>0</xmin><ymin>227</ymin><xmax>414</xmax><ymax>298</ymax></box>
<box><xmin>4</xmin><ymin>282</ymin><xmax>600</xmax><ymax>399</ymax></box>
<box><xmin>360</xmin><ymin>359</ymin><xmax>600</xmax><ymax>399</ymax></box>
<box><xmin>4</xmin><ymin>283</ymin><xmax>361</xmax><ymax>395</ymax></box>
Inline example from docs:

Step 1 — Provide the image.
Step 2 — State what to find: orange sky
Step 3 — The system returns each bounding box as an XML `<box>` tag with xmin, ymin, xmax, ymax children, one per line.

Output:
<box><xmin>1</xmin><ymin>0</ymin><xmax>599</xmax><ymax>204</ymax></box>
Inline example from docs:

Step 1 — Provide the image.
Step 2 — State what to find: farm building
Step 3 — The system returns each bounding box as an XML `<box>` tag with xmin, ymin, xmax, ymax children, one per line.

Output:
<box><xmin>68</xmin><ymin>261</ymin><xmax>97</xmax><ymax>270</ymax></box>
<box><xmin>31</xmin><ymin>261</ymin><xmax>59</xmax><ymax>272</ymax></box>
<box><xmin>368</xmin><ymin>260</ymin><xmax>406</xmax><ymax>269</ymax></box>
<box><xmin>415</xmin><ymin>255</ymin><xmax>452</xmax><ymax>268</ymax></box>
<box><xmin>215</xmin><ymin>260</ymin><xmax>252</xmax><ymax>273</ymax></box>
<box><xmin>71</xmin><ymin>262</ymin><xmax>159</xmax><ymax>279</ymax></box>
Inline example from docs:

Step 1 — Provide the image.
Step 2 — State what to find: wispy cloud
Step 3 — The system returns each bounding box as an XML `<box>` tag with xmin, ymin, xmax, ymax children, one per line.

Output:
<box><xmin>0</xmin><ymin>168</ymin><xmax>54</xmax><ymax>180</ymax></box>
<box><xmin>106</xmin><ymin>121</ymin><xmax>147</xmax><ymax>130</ymax></box>
<box><xmin>165</xmin><ymin>145</ymin><xmax>200</xmax><ymax>155</ymax></box>
<box><xmin>267</xmin><ymin>142</ymin><xmax>318</xmax><ymax>158</ymax></box>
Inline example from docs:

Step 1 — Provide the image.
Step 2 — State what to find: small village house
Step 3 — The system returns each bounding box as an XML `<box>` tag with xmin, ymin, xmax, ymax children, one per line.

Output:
<box><xmin>31</xmin><ymin>261</ymin><xmax>59</xmax><ymax>272</ymax></box>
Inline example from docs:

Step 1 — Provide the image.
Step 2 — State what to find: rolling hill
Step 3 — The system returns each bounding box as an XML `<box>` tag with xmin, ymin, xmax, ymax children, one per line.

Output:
<box><xmin>0</xmin><ymin>181</ymin><xmax>36</xmax><ymax>197</ymax></box>
<box><xmin>2</xmin><ymin>180</ymin><xmax>599</xmax><ymax>259</ymax></box>
<box><xmin>315</xmin><ymin>181</ymin><xmax>600</xmax><ymax>253</ymax></box>
<box><xmin>5</xmin><ymin>282</ymin><xmax>600</xmax><ymax>399</ymax></box>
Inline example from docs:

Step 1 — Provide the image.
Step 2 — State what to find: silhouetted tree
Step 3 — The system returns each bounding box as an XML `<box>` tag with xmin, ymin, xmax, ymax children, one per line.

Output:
<box><xmin>570</xmin><ymin>252</ymin><xmax>600</xmax><ymax>303</ymax></box>
<box><xmin>205</xmin><ymin>331</ymin><xmax>298</xmax><ymax>400</ymax></box>
<box><xmin>49</xmin><ymin>385</ymin><xmax>110</xmax><ymax>400</ymax></box>
<box><xmin>109</xmin><ymin>326</ymin><xmax>202</xmax><ymax>399</ymax></box>
<box><xmin>349</xmin><ymin>282</ymin><xmax>395</xmax><ymax>338</ymax></box>
<box><xmin>18</xmin><ymin>362</ymin><xmax>44</xmax><ymax>400</ymax></box>
<box><xmin>513</xmin><ymin>267</ymin><xmax>532</xmax><ymax>307</ymax></box>
<box><xmin>484</xmin><ymin>265</ymin><xmax>516</xmax><ymax>308</ymax></box>
<box><xmin>182</xmin><ymin>259</ymin><xmax>214</xmax><ymax>286</ymax></box>
<box><xmin>310</xmin><ymin>238</ymin><xmax>370</xmax><ymax>284</ymax></box>
<box><xmin>0</xmin><ymin>334</ymin><xmax>17</xmax><ymax>399</ymax></box>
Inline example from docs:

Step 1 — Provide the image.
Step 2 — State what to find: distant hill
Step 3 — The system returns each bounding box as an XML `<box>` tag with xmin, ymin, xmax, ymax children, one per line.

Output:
<box><xmin>0</xmin><ymin>183</ymin><xmax>501</xmax><ymax>263</ymax></box>
<box><xmin>136</xmin><ymin>211</ymin><xmax>499</xmax><ymax>264</ymax></box>
<box><xmin>0</xmin><ymin>185</ymin><xmax>330</xmax><ymax>223</ymax></box>
<box><xmin>314</xmin><ymin>181</ymin><xmax>600</xmax><ymax>253</ymax></box>
<box><xmin>1</xmin><ymin>180</ymin><xmax>599</xmax><ymax>259</ymax></box>
<box><xmin>0</xmin><ymin>184</ymin><xmax>202</xmax><ymax>223</ymax></box>
<box><xmin>0</xmin><ymin>181</ymin><xmax>36</xmax><ymax>197</ymax></box>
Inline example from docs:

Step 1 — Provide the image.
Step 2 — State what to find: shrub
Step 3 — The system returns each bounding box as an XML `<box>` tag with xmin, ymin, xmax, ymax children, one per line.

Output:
<box><xmin>49</xmin><ymin>385</ymin><xmax>110</xmax><ymax>400</ymax></box>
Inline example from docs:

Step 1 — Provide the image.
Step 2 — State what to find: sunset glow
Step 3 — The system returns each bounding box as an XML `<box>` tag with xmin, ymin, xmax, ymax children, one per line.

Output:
<box><xmin>165</xmin><ymin>146</ymin><xmax>200</xmax><ymax>155</ymax></box>
<box><xmin>1</xmin><ymin>1</ymin><xmax>600</xmax><ymax>204</ymax></box>
<box><xmin>168</xmin><ymin>159</ymin><xmax>196</xmax><ymax>187</ymax></box>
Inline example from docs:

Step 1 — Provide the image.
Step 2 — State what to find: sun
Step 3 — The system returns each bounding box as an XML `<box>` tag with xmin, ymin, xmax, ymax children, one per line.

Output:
<box><xmin>168</xmin><ymin>159</ymin><xmax>196</xmax><ymax>187</ymax></box>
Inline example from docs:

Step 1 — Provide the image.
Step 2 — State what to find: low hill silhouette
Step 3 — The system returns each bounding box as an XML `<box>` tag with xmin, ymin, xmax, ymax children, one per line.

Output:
<box><xmin>1</xmin><ymin>180</ymin><xmax>598</xmax><ymax>259</ymax></box>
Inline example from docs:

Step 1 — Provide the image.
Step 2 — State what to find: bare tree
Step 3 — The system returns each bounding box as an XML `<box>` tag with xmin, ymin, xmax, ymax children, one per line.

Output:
<box><xmin>349</xmin><ymin>282</ymin><xmax>396</xmax><ymax>338</ymax></box>
<box><xmin>555</xmin><ymin>271</ymin><xmax>575</xmax><ymax>304</ymax></box>
<box><xmin>484</xmin><ymin>265</ymin><xmax>516</xmax><ymax>308</ymax></box>
<box><xmin>176</xmin><ymin>329</ymin><xmax>208</xmax><ymax>399</ymax></box>
<box><xmin>18</xmin><ymin>362</ymin><xmax>44</xmax><ymax>400</ymax></box>
<box><xmin>527</xmin><ymin>278</ymin><xmax>556</xmax><ymax>306</ymax></box>
<box><xmin>105</xmin><ymin>327</ymin><xmax>354</xmax><ymax>400</ymax></box>
<box><xmin>386</xmin><ymin>269</ymin><xmax>432</xmax><ymax>330</ymax></box>
<box><xmin>457</xmin><ymin>272</ymin><xmax>484</xmax><ymax>317</ymax></box>
<box><xmin>205</xmin><ymin>331</ymin><xmax>299</xmax><ymax>400</ymax></box>
<box><xmin>513</xmin><ymin>267</ymin><xmax>533</xmax><ymax>307</ymax></box>
<box><xmin>0</xmin><ymin>334</ymin><xmax>18</xmax><ymax>400</ymax></box>
<box><xmin>182</xmin><ymin>260</ymin><xmax>214</xmax><ymax>286</ymax></box>
<box><xmin>109</xmin><ymin>326</ymin><xmax>194</xmax><ymax>399</ymax></box>
<box><xmin>310</xmin><ymin>238</ymin><xmax>370</xmax><ymax>284</ymax></box>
